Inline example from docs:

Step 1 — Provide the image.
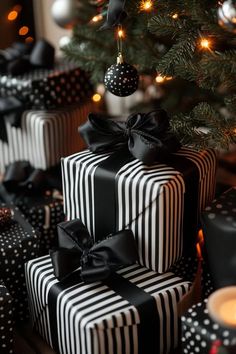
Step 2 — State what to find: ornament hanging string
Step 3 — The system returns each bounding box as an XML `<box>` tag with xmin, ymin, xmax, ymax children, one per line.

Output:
<box><xmin>117</xmin><ymin>25</ymin><xmax>123</xmax><ymax>62</ymax></box>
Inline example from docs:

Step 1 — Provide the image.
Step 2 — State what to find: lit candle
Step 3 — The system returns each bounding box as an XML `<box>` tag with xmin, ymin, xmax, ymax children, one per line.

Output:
<box><xmin>208</xmin><ymin>286</ymin><xmax>236</xmax><ymax>329</ymax></box>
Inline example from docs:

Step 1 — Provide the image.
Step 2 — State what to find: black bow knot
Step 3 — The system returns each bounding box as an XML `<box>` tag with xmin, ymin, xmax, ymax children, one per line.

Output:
<box><xmin>79</xmin><ymin>110</ymin><xmax>181</xmax><ymax>165</ymax></box>
<box><xmin>50</xmin><ymin>219</ymin><xmax>138</xmax><ymax>283</ymax></box>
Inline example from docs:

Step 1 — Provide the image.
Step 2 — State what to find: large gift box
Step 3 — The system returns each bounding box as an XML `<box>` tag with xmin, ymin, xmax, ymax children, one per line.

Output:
<box><xmin>25</xmin><ymin>255</ymin><xmax>191</xmax><ymax>354</ymax></box>
<box><xmin>201</xmin><ymin>187</ymin><xmax>236</xmax><ymax>289</ymax></box>
<box><xmin>0</xmin><ymin>205</ymin><xmax>39</xmax><ymax>322</ymax></box>
<box><xmin>0</xmin><ymin>63</ymin><xmax>93</xmax><ymax>109</ymax></box>
<box><xmin>0</xmin><ymin>282</ymin><xmax>14</xmax><ymax>354</ymax></box>
<box><xmin>181</xmin><ymin>299</ymin><xmax>236</xmax><ymax>353</ymax></box>
<box><xmin>0</xmin><ymin>103</ymin><xmax>94</xmax><ymax>173</ymax></box>
<box><xmin>62</xmin><ymin>147</ymin><xmax>217</xmax><ymax>273</ymax></box>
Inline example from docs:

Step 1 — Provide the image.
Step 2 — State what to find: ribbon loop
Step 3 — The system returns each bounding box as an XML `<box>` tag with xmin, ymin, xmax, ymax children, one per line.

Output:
<box><xmin>79</xmin><ymin>110</ymin><xmax>181</xmax><ymax>165</ymax></box>
<box><xmin>50</xmin><ymin>219</ymin><xmax>138</xmax><ymax>282</ymax></box>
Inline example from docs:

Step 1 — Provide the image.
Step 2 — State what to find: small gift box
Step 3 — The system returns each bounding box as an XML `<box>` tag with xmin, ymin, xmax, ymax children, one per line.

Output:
<box><xmin>0</xmin><ymin>162</ymin><xmax>65</xmax><ymax>255</ymax></box>
<box><xmin>201</xmin><ymin>187</ymin><xmax>236</xmax><ymax>289</ymax></box>
<box><xmin>181</xmin><ymin>299</ymin><xmax>236</xmax><ymax>354</ymax></box>
<box><xmin>25</xmin><ymin>220</ymin><xmax>191</xmax><ymax>354</ymax></box>
<box><xmin>0</xmin><ymin>62</ymin><xmax>93</xmax><ymax>109</ymax></box>
<box><xmin>0</xmin><ymin>102</ymin><xmax>94</xmax><ymax>173</ymax></box>
<box><xmin>0</xmin><ymin>282</ymin><xmax>14</xmax><ymax>354</ymax></box>
<box><xmin>62</xmin><ymin>111</ymin><xmax>217</xmax><ymax>273</ymax></box>
<box><xmin>0</xmin><ymin>205</ymin><xmax>39</xmax><ymax>322</ymax></box>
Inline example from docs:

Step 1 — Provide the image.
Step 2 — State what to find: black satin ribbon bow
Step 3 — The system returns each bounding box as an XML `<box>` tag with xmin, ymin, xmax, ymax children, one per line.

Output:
<box><xmin>1</xmin><ymin>161</ymin><xmax>62</xmax><ymax>200</ymax></box>
<box><xmin>50</xmin><ymin>219</ymin><xmax>138</xmax><ymax>282</ymax></box>
<box><xmin>100</xmin><ymin>0</ymin><xmax>127</xmax><ymax>30</ymax></box>
<box><xmin>79</xmin><ymin>110</ymin><xmax>181</xmax><ymax>165</ymax></box>
<box><xmin>0</xmin><ymin>97</ymin><xmax>26</xmax><ymax>143</ymax></box>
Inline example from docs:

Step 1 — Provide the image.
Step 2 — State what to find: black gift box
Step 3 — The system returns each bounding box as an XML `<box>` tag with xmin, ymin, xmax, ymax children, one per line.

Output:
<box><xmin>0</xmin><ymin>282</ymin><xmax>14</xmax><ymax>354</ymax></box>
<box><xmin>0</xmin><ymin>205</ymin><xmax>39</xmax><ymax>322</ymax></box>
<box><xmin>201</xmin><ymin>187</ymin><xmax>236</xmax><ymax>289</ymax></box>
<box><xmin>181</xmin><ymin>299</ymin><xmax>236</xmax><ymax>354</ymax></box>
<box><xmin>0</xmin><ymin>62</ymin><xmax>93</xmax><ymax>109</ymax></box>
<box><xmin>16</xmin><ymin>193</ymin><xmax>65</xmax><ymax>255</ymax></box>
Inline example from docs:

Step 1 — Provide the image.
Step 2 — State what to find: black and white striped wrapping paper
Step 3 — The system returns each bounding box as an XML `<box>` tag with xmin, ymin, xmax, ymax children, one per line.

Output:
<box><xmin>61</xmin><ymin>148</ymin><xmax>217</xmax><ymax>273</ymax></box>
<box><xmin>0</xmin><ymin>103</ymin><xmax>94</xmax><ymax>173</ymax></box>
<box><xmin>0</xmin><ymin>63</ymin><xmax>93</xmax><ymax>109</ymax></box>
<box><xmin>25</xmin><ymin>255</ymin><xmax>191</xmax><ymax>354</ymax></box>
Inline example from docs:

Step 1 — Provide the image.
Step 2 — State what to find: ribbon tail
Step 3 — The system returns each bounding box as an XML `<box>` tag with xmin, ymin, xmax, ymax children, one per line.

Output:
<box><xmin>100</xmin><ymin>0</ymin><xmax>127</xmax><ymax>30</ymax></box>
<box><xmin>50</xmin><ymin>248</ymin><xmax>82</xmax><ymax>281</ymax></box>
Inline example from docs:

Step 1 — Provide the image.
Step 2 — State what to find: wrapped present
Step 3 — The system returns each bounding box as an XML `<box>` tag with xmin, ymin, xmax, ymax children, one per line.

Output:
<box><xmin>181</xmin><ymin>299</ymin><xmax>236</xmax><ymax>354</ymax></box>
<box><xmin>0</xmin><ymin>62</ymin><xmax>93</xmax><ymax>109</ymax></box>
<box><xmin>0</xmin><ymin>162</ymin><xmax>65</xmax><ymax>255</ymax></box>
<box><xmin>0</xmin><ymin>205</ymin><xmax>39</xmax><ymax>322</ymax></box>
<box><xmin>0</xmin><ymin>102</ymin><xmax>94</xmax><ymax>173</ymax></box>
<box><xmin>26</xmin><ymin>255</ymin><xmax>191</xmax><ymax>354</ymax></box>
<box><xmin>62</xmin><ymin>111</ymin><xmax>217</xmax><ymax>273</ymax></box>
<box><xmin>0</xmin><ymin>282</ymin><xmax>14</xmax><ymax>354</ymax></box>
<box><xmin>201</xmin><ymin>187</ymin><xmax>236</xmax><ymax>289</ymax></box>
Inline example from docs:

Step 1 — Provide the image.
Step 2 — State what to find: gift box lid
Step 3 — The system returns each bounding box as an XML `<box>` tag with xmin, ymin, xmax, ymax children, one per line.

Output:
<box><xmin>26</xmin><ymin>255</ymin><xmax>191</xmax><ymax>330</ymax></box>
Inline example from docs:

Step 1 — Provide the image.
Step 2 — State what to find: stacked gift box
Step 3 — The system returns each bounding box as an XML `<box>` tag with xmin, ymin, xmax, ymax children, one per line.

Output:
<box><xmin>23</xmin><ymin>110</ymin><xmax>219</xmax><ymax>353</ymax></box>
<box><xmin>0</xmin><ymin>282</ymin><xmax>14</xmax><ymax>354</ymax></box>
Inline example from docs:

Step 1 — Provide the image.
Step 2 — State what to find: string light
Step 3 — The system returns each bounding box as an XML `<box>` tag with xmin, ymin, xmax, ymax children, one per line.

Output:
<box><xmin>25</xmin><ymin>36</ymin><xmax>34</xmax><ymax>43</ymax></box>
<box><xmin>92</xmin><ymin>93</ymin><xmax>102</xmax><ymax>103</ymax></box>
<box><xmin>118</xmin><ymin>28</ymin><xmax>125</xmax><ymax>38</ymax></box>
<box><xmin>19</xmin><ymin>26</ymin><xmax>29</xmax><ymax>36</ymax></box>
<box><xmin>8</xmin><ymin>10</ymin><xmax>18</xmax><ymax>21</ymax></box>
<box><xmin>155</xmin><ymin>74</ymin><xmax>173</xmax><ymax>83</ymax></box>
<box><xmin>200</xmin><ymin>38</ymin><xmax>212</xmax><ymax>50</ymax></box>
<box><xmin>91</xmin><ymin>14</ymin><xmax>103</xmax><ymax>23</ymax></box>
<box><xmin>140</xmin><ymin>0</ymin><xmax>153</xmax><ymax>12</ymax></box>
<box><xmin>172</xmin><ymin>13</ymin><xmax>179</xmax><ymax>19</ymax></box>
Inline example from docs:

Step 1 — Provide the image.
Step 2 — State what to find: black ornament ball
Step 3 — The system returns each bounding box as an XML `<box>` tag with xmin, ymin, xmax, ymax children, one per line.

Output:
<box><xmin>104</xmin><ymin>62</ymin><xmax>139</xmax><ymax>97</ymax></box>
<box><xmin>218</xmin><ymin>0</ymin><xmax>236</xmax><ymax>33</ymax></box>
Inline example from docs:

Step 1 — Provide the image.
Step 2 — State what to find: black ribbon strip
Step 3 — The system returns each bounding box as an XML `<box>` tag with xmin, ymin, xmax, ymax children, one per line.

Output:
<box><xmin>0</xmin><ymin>161</ymin><xmax>62</xmax><ymax>204</ymax></box>
<box><xmin>48</xmin><ymin>219</ymin><xmax>159</xmax><ymax>353</ymax></box>
<box><xmin>100</xmin><ymin>0</ymin><xmax>127</xmax><ymax>30</ymax></box>
<box><xmin>79</xmin><ymin>110</ymin><xmax>181</xmax><ymax>166</ymax></box>
<box><xmin>0</xmin><ymin>97</ymin><xmax>26</xmax><ymax>143</ymax></box>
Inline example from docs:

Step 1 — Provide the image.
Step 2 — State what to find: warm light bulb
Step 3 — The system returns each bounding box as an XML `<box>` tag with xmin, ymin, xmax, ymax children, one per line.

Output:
<box><xmin>91</xmin><ymin>14</ymin><xmax>103</xmax><ymax>23</ymax></box>
<box><xmin>25</xmin><ymin>36</ymin><xmax>34</xmax><ymax>43</ymax></box>
<box><xmin>140</xmin><ymin>0</ymin><xmax>153</xmax><ymax>11</ymax></box>
<box><xmin>92</xmin><ymin>93</ymin><xmax>102</xmax><ymax>103</ymax></box>
<box><xmin>172</xmin><ymin>13</ymin><xmax>179</xmax><ymax>19</ymax></box>
<box><xmin>118</xmin><ymin>29</ymin><xmax>125</xmax><ymax>38</ymax></box>
<box><xmin>19</xmin><ymin>26</ymin><xmax>29</xmax><ymax>36</ymax></box>
<box><xmin>200</xmin><ymin>38</ymin><xmax>211</xmax><ymax>49</ymax></box>
<box><xmin>8</xmin><ymin>10</ymin><xmax>18</xmax><ymax>21</ymax></box>
<box><xmin>155</xmin><ymin>75</ymin><xmax>165</xmax><ymax>83</ymax></box>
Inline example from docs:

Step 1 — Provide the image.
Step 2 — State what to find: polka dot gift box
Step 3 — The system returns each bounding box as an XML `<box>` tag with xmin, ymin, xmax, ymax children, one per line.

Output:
<box><xmin>181</xmin><ymin>299</ymin><xmax>236</xmax><ymax>354</ymax></box>
<box><xmin>201</xmin><ymin>187</ymin><xmax>236</xmax><ymax>290</ymax></box>
<box><xmin>0</xmin><ymin>205</ymin><xmax>39</xmax><ymax>323</ymax></box>
<box><xmin>0</xmin><ymin>282</ymin><xmax>14</xmax><ymax>354</ymax></box>
<box><xmin>0</xmin><ymin>62</ymin><xmax>93</xmax><ymax>110</ymax></box>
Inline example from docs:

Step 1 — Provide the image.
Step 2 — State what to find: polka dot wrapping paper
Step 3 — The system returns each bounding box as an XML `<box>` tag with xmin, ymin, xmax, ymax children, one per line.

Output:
<box><xmin>0</xmin><ymin>282</ymin><xmax>14</xmax><ymax>354</ymax></box>
<box><xmin>0</xmin><ymin>62</ymin><xmax>94</xmax><ymax>110</ymax></box>
<box><xmin>15</xmin><ymin>194</ymin><xmax>65</xmax><ymax>256</ymax></box>
<box><xmin>181</xmin><ymin>299</ymin><xmax>236</xmax><ymax>354</ymax></box>
<box><xmin>201</xmin><ymin>187</ymin><xmax>236</xmax><ymax>290</ymax></box>
<box><xmin>0</xmin><ymin>205</ymin><xmax>39</xmax><ymax>323</ymax></box>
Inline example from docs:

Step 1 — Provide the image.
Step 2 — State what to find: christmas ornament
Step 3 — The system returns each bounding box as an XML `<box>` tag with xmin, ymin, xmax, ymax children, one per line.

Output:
<box><xmin>104</xmin><ymin>54</ymin><xmax>139</xmax><ymax>96</ymax></box>
<box><xmin>51</xmin><ymin>0</ymin><xmax>79</xmax><ymax>29</ymax></box>
<box><xmin>104</xmin><ymin>26</ymin><xmax>139</xmax><ymax>97</ymax></box>
<box><xmin>218</xmin><ymin>0</ymin><xmax>236</xmax><ymax>33</ymax></box>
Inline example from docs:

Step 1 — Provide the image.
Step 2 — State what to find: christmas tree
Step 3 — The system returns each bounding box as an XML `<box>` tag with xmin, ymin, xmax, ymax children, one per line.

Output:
<box><xmin>64</xmin><ymin>0</ymin><xmax>236</xmax><ymax>150</ymax></box>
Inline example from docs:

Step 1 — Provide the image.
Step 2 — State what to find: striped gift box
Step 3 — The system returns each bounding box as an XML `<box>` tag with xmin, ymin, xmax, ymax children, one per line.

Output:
<box><xmin>0</xmin><ymin>102</ymin><xmax>94</xmax><ymax>173</ymax></box>
<box><xmin>25</xmin><ymin>255</ymin><xmax>191</xmax><ymax>354</ymax></box>
<box><xmin>61</xmin><ymin>148</ymin><xmax>217</xmax><ymax>273</ymax></box>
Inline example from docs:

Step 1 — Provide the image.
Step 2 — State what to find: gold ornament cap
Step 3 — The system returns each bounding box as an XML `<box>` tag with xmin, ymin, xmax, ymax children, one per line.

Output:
<box><xmin>117</xmin><ymin>53</ymin><xmax>124</xmax><ymax>64</ymax></box>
